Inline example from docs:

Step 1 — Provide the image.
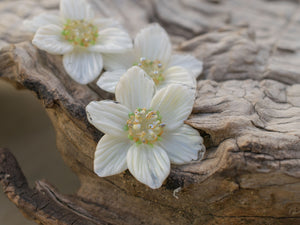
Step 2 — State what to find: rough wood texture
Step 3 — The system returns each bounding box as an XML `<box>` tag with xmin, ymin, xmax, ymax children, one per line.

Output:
<box><xmin>0</xmin><ymin>0</ymin><xmax>300</xmax><ymax>224</ymax></box>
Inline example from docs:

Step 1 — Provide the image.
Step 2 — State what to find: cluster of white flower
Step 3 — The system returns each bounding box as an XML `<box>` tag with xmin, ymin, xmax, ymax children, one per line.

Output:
<box><xmin>26</xmin><ymin>0</ymin><xmax>205</xmax><ymax>189</ymax></box>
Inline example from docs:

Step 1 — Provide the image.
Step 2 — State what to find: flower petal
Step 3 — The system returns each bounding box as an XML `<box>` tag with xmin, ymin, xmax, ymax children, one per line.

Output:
<box><xmin>150</xmin><ymin>84</ymin><xmax>195</xmax><ymax>131</ymax></box>
<box><xmin>88</xmin><ymin>28</ymin><xmax>132</xmax><ymax>53</ymax></box>
<box><xmin>60</xmin><ymin>0</ymin><xmax>94</xmax><ymax>20</ymax></box>
<box><xmin>102</xmin><ymin>49</ymin><xmax>137</xmax><ymax>71</ymax></box>
<box><xmin>134</xmin><ymin>23</ymin><xmax>172</xmax><ymax>64</ymax></box>
<box><xmin>168</xmin><ymin>54</ymin><xmax>203</xmax><ymax>78</ymax></box>
<box><xmin>158</xmin><ymin>66</ymin><xmax>196</xmax><ymax>90</ymax></box>
<box><xmin>23</xmin><ymin>12</ymin><xmax>61</xmax><ymax>32</ymax></box>
<box><xmin>94</xmin><ymin>134</ymin><xmax>131</xmax><ymax>177</ymax></box>
<box><xmin>127</xmin><ymin>144</ymin><xmax>170</xmax><ymax>189</ymax></box>
<box><xmin>158</xmin><ymin>124</ymin><xmax>205</xmax><ymax>164</ymax></box>
<box><xmin>86</xmin><ymin>100</ymin><xmax>131</xmax><ymax>136</ymax></box>
<box><xmin>32</xmin><ymin>24</ymin><xmax>73</xmax><ymax>55</ymax></box>
<box><xmin>97</xmin><ymin>69</ymin><xmax>126</xmax><ymax>93</ymax></box>
<box><xmin>63</xmin><ymin>49</ymin><xmax>103</xmax><ymax>84</ymax></box>
<box><xmin>93</xmin><ymin>18</ymin><xmax>122</xmax><ymax>29</ymax></box>
<box><xmin>115</xmin><ymin>67</ymin><xmax>155</xmax><ymax>112</ymax></box>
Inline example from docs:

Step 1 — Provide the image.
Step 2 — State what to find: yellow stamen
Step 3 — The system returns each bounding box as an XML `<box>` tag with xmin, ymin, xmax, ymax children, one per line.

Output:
<box><xmin>135</xmin><ymin>58</ymin><xmax>164</xmax><ymax>85</ymax></box>
<box><xmin>62</xmin><ymin>19</ymin><xmax>98</xmax><ymax>47</ymax></box>
<box><xmin>126</xmin><ymin>108</ymin><xmax>165</xmax><ymax>145</ymax></box>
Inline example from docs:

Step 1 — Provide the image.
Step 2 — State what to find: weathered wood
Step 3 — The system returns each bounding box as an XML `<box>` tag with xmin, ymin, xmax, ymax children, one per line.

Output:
<box><xmin>0</xmin><ymin>148</ymin><xmax>105</xmax><ymax>225</ymax></box>
<box><xmin>0</xmin><ymin>0</ymin><xmax>300</xmax><ymax>224</ymax></box>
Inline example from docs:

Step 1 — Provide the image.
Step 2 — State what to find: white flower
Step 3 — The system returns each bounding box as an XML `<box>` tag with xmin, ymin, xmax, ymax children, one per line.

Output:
<box><xmin>86</xmin><ymin>66</ymin><xmax>205</xmax><ymax>189</ymax></box>
<box><xmin>27</xmin><ymin>0</ymin><xmax>132</xmax><ymax>84</ymax></box>
<box><xmin>97</xmin><ymin>23</ymin><xmax>203</xmax><ymax>93</ymax></box>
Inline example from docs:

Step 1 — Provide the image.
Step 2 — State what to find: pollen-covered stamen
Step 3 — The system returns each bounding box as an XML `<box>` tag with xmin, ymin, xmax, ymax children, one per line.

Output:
<box><xmin>135</xmin><ymin>58</ymin><xmax>164</xmax><ymax>85</ymax></box>
<box><xmin>62</xmin><ymin>19</ymin><xmax>98</xmax><ymax>47</ymax></box>
<box><xmin>126</xmin><ymin>108</ymin><xmax>165</xmax><ymax>145</ymax></box>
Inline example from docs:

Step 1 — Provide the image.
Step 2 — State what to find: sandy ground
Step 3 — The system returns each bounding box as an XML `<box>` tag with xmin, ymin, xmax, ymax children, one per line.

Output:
<box><xmin>0</xmin><ymin>80</ymin><xmax>80</xmax><ymax>225</ymax></box>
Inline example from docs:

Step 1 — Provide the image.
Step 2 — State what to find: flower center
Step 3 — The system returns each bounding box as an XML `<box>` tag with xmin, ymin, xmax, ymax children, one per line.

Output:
<box><xmin>136</xmin><ymin>58</ymin><xmax>164</xmax><ymax>85</ymax></box>
<box><xmin>125</xmin><ymin>108</ymin><xmax>165</xmax><ymax>146</ymax></box>
<box><xmin>62</xmin><ymin>19</ymin><xmax>98</xmax><ymax>47</ymax></box>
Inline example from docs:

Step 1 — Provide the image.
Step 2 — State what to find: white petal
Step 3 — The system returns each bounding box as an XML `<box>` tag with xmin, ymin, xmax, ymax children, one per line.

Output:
<box><xmin>60</xmin><ymin>0</ymin><xmax>94</xmax><ymax>20</ymax></box>
<box><xmin>102</xmin><ymin>49</ymin><xmax>137</xmax><ymax>71</ymax></box>
<box><xmin>63</xmin><ymin>49</ymin><xmax>103</xmax><ymax>84</ymax></box>
<box><xmin>97</xmin><ymin>69</ymin><xmax>126</xmax><ymax>93</ymax></box>
<box><xmin>32</xmin><ymin>24</ymin><xmax>73</xmax><ymax>55</ymax></box>
<box><xmin>134</xmin><ymin>23</ymin><xmax>171</xmax><ymax>64</ymax></box>
<box><xmin>150</xmin><ymin>84</ymin><xmax>195</xmax><ymax>131</ymax></box>
<box><xmin>88</xmin><ymin>28</ymin><xmax>133</xmax><ymax>53</ymax></box>
<box><xmin>158</xmin><ymin>124</ymin><xmax>205</xmax><ymax>164</ymax></box>
<box><xmin>94</xmin><ymin>134</ymin><xmax>131</xmax><ymax>177</ymax></box>
<box><xmin>127</xmin><ymin>144</ymin><xmax>170</xmax><ymax>189</ymax></box>
<box><xmin>86</xmin><ymin>100</ymin><xmax>130</xmax><ymax>136</ymax></box>
<box><xmin>158</xmin><ymin>66</ymin><xmax>196</xmax><ymax>90</ymax></box>
<box><xmin>115</xmin><ymin>67</ymin><xmax>155</xmax><ymax>112</ymax></box>
<box><xmin>23</xmin><ymin>12</ymin><xmax>61</xmax><ymax>32</ymax></box>
<box><xmin>168</xmin><ymin>54</ymin><xmax>203</xmax><ymax>78</ymax></box>
<box><xmin>93</xmin><ymin>18</ymin><xmax>122</xmax><ymax>29</ymax></box>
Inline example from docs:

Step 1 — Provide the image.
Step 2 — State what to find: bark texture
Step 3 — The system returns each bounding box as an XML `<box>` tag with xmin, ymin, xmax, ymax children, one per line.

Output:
<box><xmin>0</xmin><ymin>0</ymin><xmax>300</xmax><ymax>224</ymax></box>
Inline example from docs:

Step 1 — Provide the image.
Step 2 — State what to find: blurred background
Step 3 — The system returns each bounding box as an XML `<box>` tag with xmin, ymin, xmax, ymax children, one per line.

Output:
<box><xmin>0</xmin><ymin>80</ymin><xmax>80</xmax><ymax>225</ymax></box>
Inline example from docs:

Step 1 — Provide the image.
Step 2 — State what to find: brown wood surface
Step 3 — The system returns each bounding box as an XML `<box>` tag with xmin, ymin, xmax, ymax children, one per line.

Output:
<box><xmin>0</xmin><ymin>0</ymin><xmax>300</xmax><ymax>224</ymax></box>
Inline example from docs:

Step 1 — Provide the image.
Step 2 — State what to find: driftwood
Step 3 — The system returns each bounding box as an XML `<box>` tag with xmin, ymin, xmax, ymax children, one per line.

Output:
<box><xmin>0</xmin><ymin>0</ymin><xmax>300</xmax><ymax>224</ymax></box>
